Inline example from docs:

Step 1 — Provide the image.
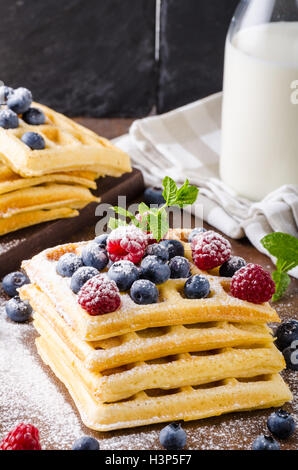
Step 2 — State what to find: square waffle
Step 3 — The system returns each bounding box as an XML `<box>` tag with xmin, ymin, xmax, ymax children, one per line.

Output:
<box><xmin>0</xmin><ymin>102</ymin><xmax>131</xmax><ymax>177</ymax></box>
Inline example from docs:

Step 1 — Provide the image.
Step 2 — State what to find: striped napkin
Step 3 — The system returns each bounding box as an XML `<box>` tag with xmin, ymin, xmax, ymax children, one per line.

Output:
<box><xmin>114</xmin><ymin>93</ymin><xmax>298</xmax><ymax>278</ymax></box>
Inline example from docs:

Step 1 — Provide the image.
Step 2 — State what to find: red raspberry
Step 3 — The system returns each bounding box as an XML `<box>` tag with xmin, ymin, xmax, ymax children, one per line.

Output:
<box><xmin>191</xmin><ymin>230</ymin><xmax>231</xmax><ymax>270</ymax></box>
<box><xmin>0</xmin><ymin>423</ymin><xmax>41</xmax><ymax>450</ymax></box>
<box><xmin>107</xmin><ymin>225</ymin><xmax>148</xmax><ymax>263</ymax></box>
<box><xmin>231</xmin><ymin>263</ymin><xmax>275</xmax><ymax>304</ymax></box>
<box><xmin>78</xmin><ymin>274</ymin><xmax>121</xmax><ymax>315</ymax></box>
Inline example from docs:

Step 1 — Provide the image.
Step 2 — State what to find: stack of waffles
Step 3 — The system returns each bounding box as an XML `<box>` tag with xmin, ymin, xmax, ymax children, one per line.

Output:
<box><xmin>19</xmin><ymin>229</ymin><xmax>292</xmax><ymax>431</ymax></box>
<box><xmin>0</xmin><ymin>102</ymin><xmax>131</xmax><ymax>236</ymax></box>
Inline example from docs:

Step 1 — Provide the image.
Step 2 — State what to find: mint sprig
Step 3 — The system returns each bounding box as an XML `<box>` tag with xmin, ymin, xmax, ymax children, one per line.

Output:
<box><xmin>108</xmin><ymin>176</ymin><xmax>199</xmax><ymax>241</ymax></box>
<box><xmin>261</xmin><ymin>232</ymin><xmax>298</xmax><ymax>301</ymax></box>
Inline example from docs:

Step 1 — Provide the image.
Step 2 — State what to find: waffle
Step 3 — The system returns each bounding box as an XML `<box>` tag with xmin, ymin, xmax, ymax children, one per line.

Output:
<box><xmin>36</xmin><ymin>335</ymin><xmax>292</xmax><ymax>431</ymax></box>
<box><xmin>0</xmin><ymin>102</ymin><xmax>131</xmax><ymax>177</ymax></box>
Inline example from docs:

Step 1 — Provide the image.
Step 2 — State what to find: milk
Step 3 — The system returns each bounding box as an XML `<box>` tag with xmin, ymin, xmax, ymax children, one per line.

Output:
<box><xmin>220</xmin><ymin>22</ymin><xmax>298</xmax><ymax>201</ymax></box>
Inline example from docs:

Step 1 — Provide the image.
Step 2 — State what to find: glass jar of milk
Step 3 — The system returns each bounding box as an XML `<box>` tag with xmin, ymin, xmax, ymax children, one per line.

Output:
<box><xmin>220</xmin><ymin>0</ymin><xmax>298</xmax><ymax>201</ymax></box>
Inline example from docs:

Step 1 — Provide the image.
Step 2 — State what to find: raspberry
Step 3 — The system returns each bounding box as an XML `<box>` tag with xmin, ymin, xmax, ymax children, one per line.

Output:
<box><xmin>78</xmin><ymin>274</ymin><xmax>121</xmax><ymax>315</ymax></box>
<box><xmin>0</xmin><ymin>423</ymin><xmax>41</xmax><ymax>450</ymax></box>
<box><xmin>231</xmin><ymin>263</ymin><xmax>275</xmax><ymax>304</ymax></box>
<box><xmin>191</xmin><ymin>231</ymin><xmax>231</xmax><ymax>270</ymax></box>
<box><xmin>107</xmin><ymin>225</ymin><xmax>148</xmax><ymax>263</ymax></box>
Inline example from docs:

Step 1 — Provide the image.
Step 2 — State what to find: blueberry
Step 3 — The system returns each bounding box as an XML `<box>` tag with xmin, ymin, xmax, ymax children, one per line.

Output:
<box><xmin>219</xmin><ymin>256</ymin><xmax>247</xmax><ymax>278</ymax></box>
<box><xmin>70</xmin><ymin>266</ymin><xmax>99</xmax><ymax>294</ymax></box>
<box><xmin>146</xmin><ymin>243</ymin><xmax>169</xmax><ymax>262</ymax></box>
<box><xmin>184</xmin><ymin>275</ymin><xmax>210</xmax><ymax>299</ymax></box>
<box><xmin>56</xmin><ymin>253</ymin><xmax>83</xmax><ymax>277</ymax></box>
<box><xmin>130</xmin><ymin>279</ymin><xmax>158</xmax><ymax>305</ymax></box>
<box><xmin>82</xmin><ymin>242</ymin><xmax>109</xmax><ymax>271</ymax></box>
<box><xmin>21</xmin><ymin>131</ymin><xmax>45</xmax><ymax>150</ymax></box>
<box><xmin>144</xmin><ymin>187</ymin><xmax>165</xmax><ymax>206</ymax></box>
<box><xmin>252</xmin><ymin>435</ymin><xmax>280</xmax><ymax>450</ymax></box>
<box><xmin>72</xmin><ymin>436</ymin><xmax>99</xmax><ymax>450</ymax></box>
<box><xmin>188</xmin><ymin>227</ymin><xmax>206</xmax><ymax>243</ymax></box>
<box><xmin>7</xmin><ymin>87</ymin><xmax>32</xmax><ymax>114</ymax></box>
<box><xmin>0</xmin><ymin>109</ymin><xmax>19</xmax><ymax>129</ymax></box>
<box><xmin>275</xmin><ymin>320</ymin><xmax>298</xmax><ymax>351</ymax></box>
<box><xmin>2</xmin><ymin>271</ymin><xmax>30</xmax><ymax>297</ymax></box>
<box><xmin>0</xmin><ymin>86</ymin><xmax>14</xmax><ymax>102</ymax></box>
<box><xmin>283</xmin><ymin>344</ymin><xmax>298</xmax><ymax>371</ymax></box>
<box><xmin>108</xmin><ymin>260</ymin><xmax>139</xmax><ymax>292</ymax></box>
<box><xmin>94</xmin><ymin>234</ymin><xmax>108</xmax><ymax>249</ymax></box>
<box><xmin>159</xmin><ymin>423</ymin><xmax>187</xmax><ymax>450</ymax></box>
<box><xmin>169</xmin><ymin>256</ymin><xmax>190</xmax><ymax>279</ymax></box>
<box><xmin>5</xmin><ymin>296</ymin><xmax>32</xmax><ymax>323</ymax></box>
<box><xmin>160</xmin><ymin>239</ymin><xmax>184</xmax><ymax>259</ymax></box>
<box><xmin>140</xmin><ymin>255</ymin><xmax>170</xmax><ymax>285</ymax></box>
<box><xmin>22</xmin><ymin>107</ymin><xmax>46</xmax><ymax>125</ymax></box>
<box><xmin>267</xmin><ymin>410</ymin><xmax>295</xmax><ymax>439</ymax></box>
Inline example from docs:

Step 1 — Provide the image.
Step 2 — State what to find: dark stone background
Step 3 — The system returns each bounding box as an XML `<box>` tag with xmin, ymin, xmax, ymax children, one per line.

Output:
<box><xmin>0</xmin><ymin>0</ymin><xmax>238</xmax><ymax>116</ymax></box>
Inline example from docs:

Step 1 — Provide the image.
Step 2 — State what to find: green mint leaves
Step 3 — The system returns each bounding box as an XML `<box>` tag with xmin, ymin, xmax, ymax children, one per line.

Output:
<box><xmin>261</xmin><ymin>232</ymin><xmax>298</xmax><ymax>301</ymax></box>
<box><xmin>108</xmin><ymin>176</ymin><xmax>199</xmax><ymax>241</ymax></box>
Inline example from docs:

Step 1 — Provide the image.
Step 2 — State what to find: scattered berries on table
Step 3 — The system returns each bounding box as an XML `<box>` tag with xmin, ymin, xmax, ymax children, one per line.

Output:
<box><xmin>275</xmin><ymin>320</ymin><xmax>298</xmax><ymax>351</ymax></box>
<box><xmin>2</xmin><ymin>270</ymin><xmax>30</xmax><ymax>297</ymax></box>
<box><xmin>78</xmin><ymin>274</ymin><xmax>121</xmax><ymax>315</ymax></box>
<box><xmin>219</xmin><ymin>256</ymin><xmax>246</xmax><ymax>277</ymax></box>
<box><xmin>56</xmin><ymin>253</ymin><xmax>83</xmax><ymax>277</ymax></box>
<box><xmin>107</xmin><ymin>225</ymin><xmax>148</xmax><ymax>264</ymax></box>
<box><xmin>184</xmin><ymin>275</ymin><xmax>210</xmax><ymax>299</ymax></box>
<box><xmin>146</xmin><ymin>243</ymin><xmax>169</xmax><ymax>262</ymax></box>
<box><xmin>267</xmin><ymin>410</ymin><xmax>295</xmax><ymax>439</ymax></box>
<box><xmin>188</xmin><ymin>227</ymin><xmax>206</xmax><ymax>243</ymax></box>
<box><xmin>5</xmin><ymin>296</ymin><xmax>32</xmax><ymax>323</ymax></box>
<box><xmin>231</xmin><ymin>263</ymin><xmax>275</xmax><ymax>304</ymax></box>
<box><xmin>160</xmin><ymin>239</ymin><xmax>184</xmax><ymax>259</ymax></box>
<box><xmin>81</xmin><ymin>242</ymin><xmax>109</xmax><ymax>271</ymax></box>
<box><xmin>7</xmin><ymin>87</ymin><xmax>32</xmax><ymax>114</ymax></box>
<box><xmin>130</xmin><ymin>279</ymin><xmax>158</xmax><ymax>305</ymax></box>
<box><xmin>191</xmin><ymin>230</ymin><xmax>231</xmax><ymax>270</ymax></box>
<box><xmin>159</xmin><ymin>423</ymin><xmax>187</xmax><ymax>450</ymax></box>
<box><xmin>108</xmin><ymin>260</ymin><xmax>139</xmax><ymax>292</ymax></box>
<box><xmin>94</xmin><ymin>233</ymin><xmax>108</xmax><ymax>248</ymax></box>
<box><xmin>0</xmin><ymin>109</ymin><xmax>19</xmax><ymax>129</ymax></box>
<box><xmin>140</xmin><ymin>255</ymin><xmax>171</xmax><ymax>285</ymax></box>
<box><xmin>169</xmin><ymin>256</ymin><xmax>190</xmax><ymax>279</ymax></box>
<box><xmin>283</xmin><ymin>344</ymin><xmax>298</xmax><ymax>371</ymax></box>
<box><xmin>0</xmin><ymin>423</ymin><xmax>41</xmax><ymax>450</ymax></box>
<box><xmin>22</xmin><ymin>107</ymin><xmax>46</xmax><ymax>125</ymax></box>
<box><xmin>21</xmin><ymin>131</ymin><xmax>45</xmax><ymax>150</ymax></box>
<box><xmin>252</xmin><ymin>435</ymin><xmax>280</xmax><ymax>450</ymax></box>
<box><xmin>144</xmin><ymin>187</ymin><xmax>165</xmax><ymax>206</ymax></box>
<box><xmin>70</xmin><ymin>266</ymin><xmax>99</xmax><ymax>294</ymax></box>
<box><xmin>72</xmin><ymin>436</ymin><xmax>100</xmax><ymax>450</ymax></box>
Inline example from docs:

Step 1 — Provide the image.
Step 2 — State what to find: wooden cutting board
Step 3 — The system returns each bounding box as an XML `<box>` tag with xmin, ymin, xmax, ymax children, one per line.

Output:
<box><xmin>0</xmin><ymin>168</ymin><xmax>144</xmax><ymax>277</ymax></box>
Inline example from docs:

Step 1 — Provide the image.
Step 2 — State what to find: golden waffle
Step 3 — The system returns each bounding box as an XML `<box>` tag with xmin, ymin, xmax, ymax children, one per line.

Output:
<box><xmin>0</xmin><ymin>183</ymin><xmax>99</xmax><ymax>218</ymax></box>
<box><xmin>0</xmin><ymin>207</ymin><xmax>78</xmax><ymax>236</ymax></box>
<box><xmin>21</xmin><ymin>242</ymin><xmax>279</xmax><ymax>342</ymax></box>
<box><xmin>20</xmin><ymin>284</ymin><xmax>275</xmax><ymax>373</ymax></box>
<box><xmin>36</xmin><ymin>335</ymin><xmax>292</xmax><ymax>431</ymax></box>
<box><xmin>0</xmin><ymin>102</ymin><xmax>131</xmax><ymax>177</ymax></box>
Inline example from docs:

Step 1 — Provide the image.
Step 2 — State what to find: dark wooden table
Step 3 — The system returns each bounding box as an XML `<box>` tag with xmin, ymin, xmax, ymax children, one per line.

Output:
<box><xmin>0</xmin><ymin>118</ymin><xmax>297</xmax><ymax>450</ymax></box>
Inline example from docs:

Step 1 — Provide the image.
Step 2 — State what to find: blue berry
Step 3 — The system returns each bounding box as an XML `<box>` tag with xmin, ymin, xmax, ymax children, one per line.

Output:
<box><xmin>169</xmin><ymin>256</ymin><xmax>190</xmax><ymax>279</ymax></box>
<box><xmin>5</xmin><ymin>296</ymin><xmax>32</xmax><ymax>323</ymax></box>
<box><xmin>81</xmin><ymin>243</ymin><xmax>109</xmax><ymax>271</ymax></box>
<box><xmin>108</xmin><ymin>260</ymin><xmax>139</xmax><ymax>291</ymax></box>
<box><xmin>159</xmin><ymin>423</ymin><xmax>187</xmax><ymax>450</ymax></box>
<box><xmin>219</xmin><ymin>256</ymin><xmax>247</xmax><ymax>277</ymax></box>
<box><xmin>21</xmin><ymin>132</ymin><xmax>45</xmax><ymax>150</ymax></box>
<box><xmin>275</xmin><ymin>320</ymin><xmax>298</xmax><ymax>351</ymax></box>
<box><xmin>283</xmin><ymin>344</ymin><xmax>298</xmax><ymax>371</ymax></box>
<box><xmin>267</xmin><ymin>410</ymin><xmax>295</xmax><ymax>439</ymax></box>
<box><xmin>0</xmin><ymin>86</ymin><xmax>14</xmax><ymax>102</ymax></box>
<box><xmin>70</xmin><ymin>266</ymin><xmax>99</xmax><ymax>294</ymax></box>
<box><xmin>140</xmin><ymin>255</ymin><xmax>170</xmax><ymax>285</ymax></box>
<box><xmin>184</xmin><ymin>275</ymin><xmax>210</xmax><ymax>299</ymax></box>
<box><xmin>0</xmin><ymin>109</ymin><xmax>19</xmax><ymax>129</ymax></box>
<box><xmin>188</xmin><ymin>227</ymin><xmax>206</xmax><ymax>243</ymax></box>
<box><xmin>160</xmin><ymin>239</ymin><xmax>184</xmax><ymax>259</ymax></box>
<box><xmin>7</xmin><ymin>87</ymin><xmax>32</xmax><ymax>114</ymax></box>
<box><xmin>94</xmin><ymin>234</ymin><xmax>108</xmax><ymax>248</ymax></box>
<box><xmin>252</xmin><ymin>435</ymin><xmax>280</xmax><ymax>450</ymax></box>
<box><xmin>130</xmin><ymin>279</ymin><xmax>158</xmax><ymax>304</ymax></box>
<box><xmin>22</xmin><ymin>107</ymin><xmax>46</xmax><ymax>125</ymax></box>
<box><xmin>146</xmin><ymin>243</ymin><xmax>169</xmax><ymax>262</ymax></box>
<box><xmin>2</xmin><ymin>271</ymin><xmax>30</xmax><ymax>297</ymax></box>
<box><xmin>72</xmin><ymin>436</ymin><xmax>99</xmax><ymax>450</ymax></box>
<box><xmin>144</xmin><ymin>187</ymin><xmax>165</xmax><ymax>206</ymax></box>
<box><xmin>56</xmin><ymin>253</ymin><xmax>83</xmax><ymax>277</ymax></box>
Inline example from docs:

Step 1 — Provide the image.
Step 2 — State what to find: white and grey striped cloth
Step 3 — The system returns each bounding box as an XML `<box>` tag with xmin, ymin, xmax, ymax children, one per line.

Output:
<box><xmin>114</xmin><ymin>93</ymin><xmax>298</xmax><ymax>278</ymax></box>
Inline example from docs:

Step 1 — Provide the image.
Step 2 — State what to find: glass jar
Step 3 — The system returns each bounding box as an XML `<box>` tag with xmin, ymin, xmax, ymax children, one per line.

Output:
<box><xmin>220</xmin><ymin>0</ymin><xmax>298</xmax><ymax>201</ymax></box>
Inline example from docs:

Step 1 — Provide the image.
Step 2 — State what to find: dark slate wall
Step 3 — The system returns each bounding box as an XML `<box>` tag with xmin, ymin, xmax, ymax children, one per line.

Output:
<box><xmin>0</xmin><ymin>0</ymin><xmax>156</xmax><ymax>117</ymax></box>
<box><xmin>158</xmin><ymin>0</ymin><xmax>239</xmax><ymax>113</ymax></box>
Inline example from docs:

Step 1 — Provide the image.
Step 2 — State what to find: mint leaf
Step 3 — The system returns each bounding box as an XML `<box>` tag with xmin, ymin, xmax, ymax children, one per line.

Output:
<box><xmin>111</xmin><ymin>206</ymin><xmax>134</xmax><ymax>219</ymax></box>
<box><xmin>138</xmin><ymin>202</ymin><xmax>150</xmax><ymax>215</ymax></box>
<box><xmin>162</xmin><ymin>176</ymin><xmax>177</xmax><ymax>206</ymax></box>
<box><xmin>175</xmin><ymin>179</ymin><xmax>199</xmax><ymax>207</ymax></box>
<box><xmin>108</xmin><ymin>217</ymin><xmax>127</xmax><ymax>230</ymax></box>
<box><xmin>261</xmin><ymin>233</ymin><xmax>298</xmax><ymax>266</ymax></box>
<box><xmin>148</xmin><ymin>210</ymin><xmax>169</xmax><ymax>242</ymax></box>
<box><xmin>272</xmin><ymin>270</ymin><xmax>291</xmax><ymax>302</ymax></box>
